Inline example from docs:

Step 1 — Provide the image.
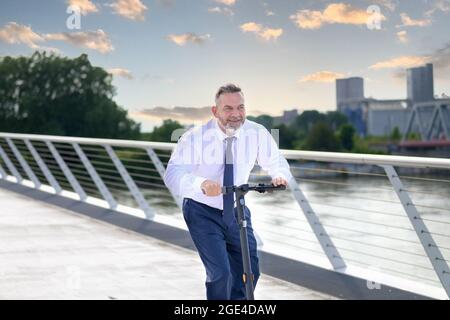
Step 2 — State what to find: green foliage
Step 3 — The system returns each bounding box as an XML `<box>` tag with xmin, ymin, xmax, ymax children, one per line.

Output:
<box><xmin>291</xmin><ymin>110</ymin><xmax>348</xmax><ymax>134</ymax></box>
<box><xmin>302</xmin><ymin>121</ymin><xmax>341</xmax><ymax>152</ymax></box>
<box><xmin>292</xmin><ymin>110</ymin><xmax>326</xmax><ymax>134</ymax></box>
<box><xmin>0</xmin><ymin>51</ymin><xmax>140</xmax><ymax>139</ymax></box>
<box><xmin>247</xmin><ymin>114</ymin><xmax>274</xmax><ymax>130</ymax></box>
<box><xmin>143</xmin><ymin>119</ymin><xmax>184</xmax><ymax>142</ymax></box>
<box><xmin>390</xmin><ymin>127</ymin><xmax>402</xmax><ymax>141</ymax></box>
<box><xmin>391</xmin><ymin>127</ymin><xmax>402</xmax><ymax>141</ymax></box>
<box><xmin>351</xmin><ymin>135</ymin><xmax>387</xmax><ymax>154</ymax></box>
<box><xmin>273</xmin><ymin>124</ymin><xmax>297</xmax><ymax>149</ymax></box>
<box><xmin>406</xmin><ymin>132</ymin><xmax>421</xmax><ymax>141</ymax></box>
<box><xmin>338</xmin><ymin>124</ymin><xmax>355</xmax><ymax>151</ymax></box>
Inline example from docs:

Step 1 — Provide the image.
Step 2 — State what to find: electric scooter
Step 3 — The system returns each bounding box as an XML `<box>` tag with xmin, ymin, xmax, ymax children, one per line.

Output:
<box><xmin>222</xmin><ymin>183</ymin><xmax>287</xmax><ymax>300</ymax></box>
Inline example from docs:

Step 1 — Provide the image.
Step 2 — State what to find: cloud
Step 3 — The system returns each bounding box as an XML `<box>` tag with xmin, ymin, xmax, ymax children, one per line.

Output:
<box><xmin>135</xmin><ymin>106</ymin><xmax>212</xmax><ymax>122</ymax></box>
<box><xmin>240</xmin><ymin>22</ymin><xmax>262</xmax><ymax>33</ymax></box>
<box><xmin>392</xmin><ymin>69</ymin><xmax>406</xmax><ymax>80</ymax></box>
<box><xmin>371</xmin><ymin>42</ymin><xmax>450</xmax><ymax>80</ymax></box>
<box><xmin>431</xmin><ymin>42</ymin><xmax>450</xmax><ymax>71</ymax></box>
<box><xmin>214</xmin><ymin>0</ymin><xmax>236</xmax><ymax>6</ymax></box>
<box><xmin>290</xmin><ymin>3</ymin><xmax>386</xmax><ymax>29</ymax></box>
<box><xmin>396</xmin><ymin>30</ymin><xmax>408</xmax><ymax>43</ymax></box>
<box><xmin>426</xmin><ymin>0</ymin><xmax>450</xmax><ymax>17</ymax></box>
<box><xmin>265</xmin><ymin>10</ymin><xmax>275</xmax><ymax>16</ymax></box>
<box><xmin>107</xmin><ymin>68</ymin><xmax>133</xmax><ymax>79</ymax></box>
<box><xmin>299</xmin><ymin>71</ymin><xmax>345</xmax><ymax>83</ymax></box>
<box><xmin>166</xmin><ymin>33</ymin><xmax>211</xmax><ymax>46</ymax></box>
<box><xmin>396</xmin><ymin>13</ymin><xmax>431</xmax><ymax>27</ymax></box>
<box><xmin>45</xmin><ymin>29</ymin><xmax>114</xmax><ymax>54</ymax></box>
<box><xmin>240</xmin><ymin>22</ymin><xmax>283</xmax><ymax>41</ymax></box>
<box><xmin>371</xmin><ymin>0</ymin><xmax>397</xmax><ymax>12</ymax></box>
<box><xmin>110</xmin><ymin>0</ymin><xmax>148</xmax><ymax>20</ymax></box>
<box><xmin>0</xmin><ymin>22</ymin><xmax>60</xmax><ymax>52</ymax></box>
<box><xmin>67</xmin><ymin>0</ymin><xmax>99</xmax><ymax>15</ymax></box>
<box><xmin>0</xmin><ymin>22</ymin><xmax>112</xmax><ymax>54</ymax></box>
<box><xmin>0</xmin><ymin>22</ymin><xmax>44</xmax><ymax>49</ymax></box>
<box><xmin>369</xmin><ymin>56</ymin><xmax>430</xmax><ymax>69</ymax></box>
<box><xmin>208</xmin><ymin>6</ymin><xmax>234</xmax><ymax>16</ymax></box>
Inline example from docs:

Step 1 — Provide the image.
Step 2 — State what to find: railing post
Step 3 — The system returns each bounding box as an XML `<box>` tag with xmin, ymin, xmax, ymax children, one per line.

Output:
<box><xmin>104</xmin><ymin>145</ymin><xmax>155</xmax><ymax>220</ymax></box>
<box><xmin>382</xmin><ymin>165</ymin><xmax>450</xmax><ymax>298</ymax></box>
<box><xmin>0</xmin><ymin>162</ymin><xmax>7</xmax><ymax>179</ymax></box>
<box><xmin>46</xmin><ymin>141</ymin><xmax>87</xmax><ymax>201</ymax></box>
<box><xmin>438</xmin><ymin>105</ymin><xmax>449</xmax><ymax>139</ymax></box>
<box><xmin>5</xmin><ymin>138</ymin><xmax>41</xmax><ymax>188</ymax></box>
<box><xmin>145</xmin><ymin>147</ymin><xmax>182</xmax><ymax>208</ymax></box>
<box><xmin>287</xmin><ymin>172</ymin><xmax>346</xmax><ymax>270</ymax></box>
<box><xmin>73</xmin><ymin>143</ymin><xmax>117</xmax><ymax>210</ymax></box>
<box><xmin>24</xmin><ymin>139</ymin><xmax>62</xmax><ymax>194</ymax></box>
<box><xmin>0</xmin><ymin>145</ymin><xmax>23</xmax><ymax>183</ymax></box>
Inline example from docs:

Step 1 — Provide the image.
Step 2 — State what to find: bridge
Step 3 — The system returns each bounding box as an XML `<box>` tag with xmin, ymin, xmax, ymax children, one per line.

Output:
<box><xmin>0</xmin><ymin>132</ymin><xmax>449</xmax><ymax>300</ymax></box>
<box><xmin>404</xmin><ymin>100</ymin><xmax>450</xmax><ymax>142</ymax></box>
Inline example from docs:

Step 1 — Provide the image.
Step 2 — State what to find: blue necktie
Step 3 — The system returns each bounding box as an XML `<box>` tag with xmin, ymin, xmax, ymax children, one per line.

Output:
<box><xmin>223</xmin><ymin>136</ymin><xmax>235</xmax><ymax>227</ymax></box>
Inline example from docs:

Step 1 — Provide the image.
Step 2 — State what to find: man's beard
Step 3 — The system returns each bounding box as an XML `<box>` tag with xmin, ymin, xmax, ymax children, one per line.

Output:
<box><xmin>221</xmin><ymin>118</ymin><xmax>244</xmax><ymax>136</ymax></box>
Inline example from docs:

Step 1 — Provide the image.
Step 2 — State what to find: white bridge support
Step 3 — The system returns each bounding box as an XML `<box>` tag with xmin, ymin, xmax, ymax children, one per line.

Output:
<box><xmin>46</xmin><ymin>141</ymin><xmax>87</xmax><ymax>201</ymax></box>
<box><xmin>0</xmin><ymin>144</ymin><xmax>22</xmax><ymax>182</ymax></box>
<box><xmin>73</xmin><ymin>143</ymin><xmax>118</xmax><ymax>210</ymax></box>
<box><xmin>382</xmin><ymin>165</ymin><xmax>450</xmax><ymax>297</ymax></box>
<box><xmin>104</xmin><ymin>145</ymin><xmax>155</xmax><ymax>220</ymax></box>
<box><xmin>24</xmin><ymin>139</ymin><xmax>62</xmax><ymax>194</ymax></box>
<box><xmin>287</xmin><ymin>173</ymin><xmax>346</xmax><ymax>270</ymax></box>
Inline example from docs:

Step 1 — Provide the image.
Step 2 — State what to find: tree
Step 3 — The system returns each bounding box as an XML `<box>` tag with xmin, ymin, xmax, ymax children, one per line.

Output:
<box><xmin>0</xmin><ymin>51</ymin><xmax>140</xmax><ymax>139</ymax></box>
<box><xmin>144</xmin><ymin>119</ymin><xmax>184</xmax><ymax>142</ymax></box>
<box><xmin>292</xmin><ymin>110</ymin><xmax>326</xmax><ymax>134</ymax></box>
<box><xmin>273</xmin><ymin>124</ymin><xmax>296</xmax><ymax>149</ymax></box>
<box><xmin>325</xmin><ymin>111</ymin><xmax>348</xmax><ymax>131</ymax></box>
<box><xmin>291</xmin><ymin>110</ymin><xmax>348</xmax><ymax>134</ymax></box>
<box><xmin>303</xmin><ymin>121</ymin><xmax>341</xmax><ymax>151</ymax></box>
<box><xmin>247</xmin><ymin>114</ymin><xmax>274</xmax><ymax>130</ymax></box>
<box><xmin>390</xmin><ymin>126</ymin><xmax>402</xmax><ymax>141</ymax></box>
<box><xmin>338</xmin><ymin>124</ymin><xmax>355</xmax><ymax>151</ymax></box>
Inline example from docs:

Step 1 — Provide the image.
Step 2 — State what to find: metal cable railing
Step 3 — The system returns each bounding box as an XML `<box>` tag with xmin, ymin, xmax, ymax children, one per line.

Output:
<box><xmin>0</xmin><ymin>131</ymin><xmax>449</xmax><ymax>299</ymax></box>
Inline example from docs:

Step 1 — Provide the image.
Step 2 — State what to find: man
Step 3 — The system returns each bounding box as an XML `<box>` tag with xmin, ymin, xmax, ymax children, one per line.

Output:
<box><xmin>164</xmin><ymin>84</ymin><xmax>290</xmax><ymax>300</ymax></box>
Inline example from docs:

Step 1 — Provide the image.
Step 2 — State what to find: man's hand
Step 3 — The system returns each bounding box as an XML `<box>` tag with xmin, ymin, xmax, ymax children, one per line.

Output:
<box><xmin>201</xmin><ymin>180</ymin><xmax>222</xmax><ymax>196</ymax></box>
<box><xmin>272</xmin><ymin>177</ymin><xmax>288</xmax><ymax>187</ymax></box>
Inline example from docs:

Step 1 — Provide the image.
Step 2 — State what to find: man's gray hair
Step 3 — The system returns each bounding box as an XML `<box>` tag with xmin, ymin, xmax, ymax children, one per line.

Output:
<box><xmin>215</xmin><ymin>83</ymin><xmax>243</xmax><ymax>106</ymax></box>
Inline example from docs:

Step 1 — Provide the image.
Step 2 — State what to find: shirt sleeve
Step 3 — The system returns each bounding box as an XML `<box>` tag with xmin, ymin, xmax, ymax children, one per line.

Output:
<box><xmin>163</xmin><ymin>131</ymin><xmax>208</xmax><ymax>198</ymax></box>
<box><xmin>256</xmin><ymin>126</ymin><xmax>291</xmax><ymax>181</ymax></box>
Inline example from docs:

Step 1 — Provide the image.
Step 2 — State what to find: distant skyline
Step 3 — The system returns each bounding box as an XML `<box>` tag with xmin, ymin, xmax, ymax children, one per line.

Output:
<box><xmin>1</xmin><ymin>0</ymin><xmax>450</xmax><ymax>131</ymax></box>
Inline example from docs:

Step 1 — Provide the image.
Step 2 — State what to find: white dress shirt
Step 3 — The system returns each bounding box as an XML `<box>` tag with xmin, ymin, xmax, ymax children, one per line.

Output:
<box><xmin>164</xmin><ymin>118</ymin><xmax>291</xmax><ymax>210</ymax></box>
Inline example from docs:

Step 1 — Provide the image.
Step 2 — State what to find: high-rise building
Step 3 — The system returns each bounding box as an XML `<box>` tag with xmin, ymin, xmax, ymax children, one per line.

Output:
<box><xmin>407</xmin><ymin>63</ymin><xmax>434</xmax><ymax>103</ymax></box>
<box><xmin>336</xmin><ymin>77</ymin><xmax>364</xmax><ymax>110</ymax></box>
<box><xmin>335</xmin><ymin>77</ymin><xmax>366</xmax><ymax>135</ymax></box>
<box><xmin>334</xmin><ymin>64</ymin><xmax>445</xmax><ymax>139</ymax></box>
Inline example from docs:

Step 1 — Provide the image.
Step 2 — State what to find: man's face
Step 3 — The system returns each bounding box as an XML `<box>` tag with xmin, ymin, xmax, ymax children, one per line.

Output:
<box><xmin>212</xmin><ymin>92</ymin><xmax>246</xmax><ymax>133</ymax></box>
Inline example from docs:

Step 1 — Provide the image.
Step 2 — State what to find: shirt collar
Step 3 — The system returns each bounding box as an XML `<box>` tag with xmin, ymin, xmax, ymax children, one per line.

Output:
<box><xmin>213</xmin><ymin>118</ymin><xmax>243</xmax><ymax>141</ymax></box>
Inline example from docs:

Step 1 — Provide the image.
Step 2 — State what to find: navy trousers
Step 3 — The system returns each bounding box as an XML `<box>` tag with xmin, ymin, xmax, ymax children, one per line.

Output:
<box><xmin>182</xmin><ymin>198</ymin><xmax>260</xmax><ymax>300</ymax></box>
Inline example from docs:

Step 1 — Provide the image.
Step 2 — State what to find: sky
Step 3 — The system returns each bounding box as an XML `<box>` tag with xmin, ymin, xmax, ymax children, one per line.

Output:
<box><xmin>1</xmin><ymin>0</ymin><xmax>450</xmax><ymax>131</ymax></box>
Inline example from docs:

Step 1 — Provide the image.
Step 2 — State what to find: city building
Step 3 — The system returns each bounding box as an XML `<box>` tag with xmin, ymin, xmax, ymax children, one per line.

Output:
<box><xmin>335</xmin><ymin>64</ymin><xmax>444</xmax><ymax>138</ymax></box>
<box><xmin>407</xmin><ymin>63</ymin><xmax>434</xmax><ymax>103</ymax></box>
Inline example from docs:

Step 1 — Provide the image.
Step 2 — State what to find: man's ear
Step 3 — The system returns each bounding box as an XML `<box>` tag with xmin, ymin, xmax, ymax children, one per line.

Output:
<box><xmin>211</xmin><ymin>105</ymin><xmax>218</xmax><ymax>117</ymax></box>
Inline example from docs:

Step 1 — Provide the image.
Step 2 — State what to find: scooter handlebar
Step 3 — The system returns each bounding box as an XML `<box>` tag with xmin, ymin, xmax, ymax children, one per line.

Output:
<box><xmin>222</xmin><ymin>183</ymin><xmax>287</xmax><ymax>195</ymax></box>
<box><xmin>252</xmin><ymin>183</ymin><xmax>286</xmax><ymax>193</ymax></box>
